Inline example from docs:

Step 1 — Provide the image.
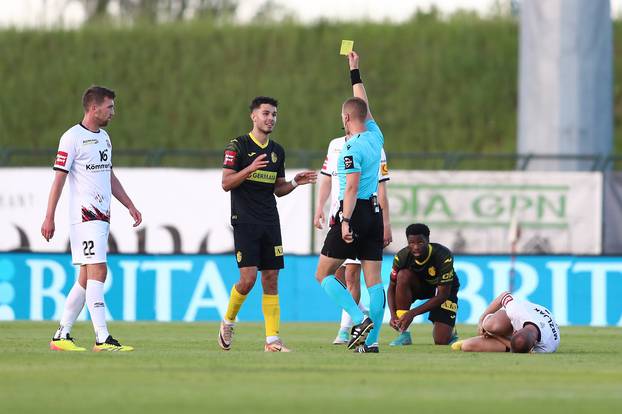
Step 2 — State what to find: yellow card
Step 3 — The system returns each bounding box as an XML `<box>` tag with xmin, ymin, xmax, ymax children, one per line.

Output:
<box><xmin>340</xmin><ymin>40</ymin><xmax>354</xmax><ymax>55</ymax></box>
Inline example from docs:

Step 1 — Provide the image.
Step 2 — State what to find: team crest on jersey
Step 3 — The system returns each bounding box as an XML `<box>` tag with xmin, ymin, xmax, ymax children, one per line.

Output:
<box><xmin>343</xmin><ymin>156</ymin><xmax>354</xmax><ymax>169</ymax></box>
<box><xmin>428</xmin><ymin>266</ymin><xmax>436</xmax><ymax>276</ymax></box>
<box><xmin>236</xmin><ymin>251</ymin><xmax>243</xmax><ymax>263</ymax></box>
<box><xmin>274</xmin><ymin>245</ymin><xmax>283</xmax><ymax>256</ymax></box>
<box><xmin>271</xmin><ymin>152</ymin><xmax>278</xmax><ymax>163</ymax></box>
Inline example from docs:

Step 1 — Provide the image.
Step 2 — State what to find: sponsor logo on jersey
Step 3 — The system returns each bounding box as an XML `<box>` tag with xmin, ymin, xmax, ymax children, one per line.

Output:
<box><xmin>440</xmin><ymin>300</ymin><xmax>457</xmax><ymax>313</ymax></box>
<box><xmin>55</xmin><ymin>151</ymin><xmax>68</xmax><ymax>167</ymax></box>
<box><xmin>344</xmin><ymin>156</ymin><xmax>354</xmax><ymax>169</ymax></box>
<box><xmin>428</xmin><ymin>266</ymin><xmax>436</xmax><ymax>276</ymax></box>
<box><xmin>224</xmin><ymin>150</ymin><xmax>237</xmax><ymax>167</ymax></box>
<box><xmin>274</xmin><ymin>245</ymin><xmax>283</xmax><ymax>256</ymax></box>
<box><xmin>82</xmin><ymin>139</ymin><xmax>98</xmax><ymax>145</ymax></box>
<box><xmin>86</xmin><ymin>162</ymin><xmax>112</xmax><ymax>171</ymax></box>
<box><xmin>247</xmin><ymin>170</ymin><xmax>277</xmax><ymax>184</ymax></box>
<box><xmin>271</xmin><ymin>152</ymin><xmax>278</xmax><ymax>163</ymax></box>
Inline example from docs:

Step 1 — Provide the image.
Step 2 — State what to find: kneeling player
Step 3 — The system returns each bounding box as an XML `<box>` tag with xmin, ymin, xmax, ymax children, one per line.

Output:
<box><xmin>388</xmin><ymin>223</ymin><xmax>459</xmax><ymax>345</ymax></box>
<box><xmin>452</xmin><ymin>292</ymin><xmax>560</xmax><ymax>353</ymax></box>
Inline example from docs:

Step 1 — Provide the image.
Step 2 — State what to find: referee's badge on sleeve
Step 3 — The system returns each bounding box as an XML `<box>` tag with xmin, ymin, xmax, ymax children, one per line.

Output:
<box><xmin>344</xmin><ymin>156</ymin><xmax>354</xmax><ymax>169</ymax></box>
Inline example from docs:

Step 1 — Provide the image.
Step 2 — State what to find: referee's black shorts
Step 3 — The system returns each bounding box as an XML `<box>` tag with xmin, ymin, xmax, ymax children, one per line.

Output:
<box><xmin>233</xmin><ymin>223</ymin><xmax>284</xmax><ymax>270</ymax></box>
<box><xmin>321</xmin><ymin>199</ymin><xmax>384</xmax><ymax>261</ymax></box>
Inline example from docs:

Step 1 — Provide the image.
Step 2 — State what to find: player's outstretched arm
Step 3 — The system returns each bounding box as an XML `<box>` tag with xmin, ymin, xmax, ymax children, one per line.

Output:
<box><xmin>111</xmin><ymin>170</ymin><xmax>142</xmax><ymax>227</ymax></box>
<box><xmin>347</xmin><ymin>51</ymin><xmax>373</xmax><ymax>121</ymax></box>
<box><xmin>274</xmin><ymin>170</ymin><xmax>317</xmax><ymax>197</ymax></box>
<box><xmin>41</xmin><ymin>171</ymin><xmax>68</xmax><ymax>241</ymax></box>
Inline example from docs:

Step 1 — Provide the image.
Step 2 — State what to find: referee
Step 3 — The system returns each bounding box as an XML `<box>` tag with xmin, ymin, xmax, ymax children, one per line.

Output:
<box><xmin>218</xmin><ymin>96</ymin><xmax>317</xmax><ymax>352</ymax></box>
<box><xmin>315</xmin><ymin>50</ymin><xmax>387</xmax><ymax>353</ymax></box>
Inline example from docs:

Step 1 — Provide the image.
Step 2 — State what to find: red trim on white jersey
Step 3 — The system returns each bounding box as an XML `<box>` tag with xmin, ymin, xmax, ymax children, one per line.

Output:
<box><xmin>501</xmin><ymin>292</ymin><xmax>514</xmax><ymax>307</ymax></box>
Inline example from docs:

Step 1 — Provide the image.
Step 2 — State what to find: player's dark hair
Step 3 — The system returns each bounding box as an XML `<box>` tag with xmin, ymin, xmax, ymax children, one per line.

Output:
<box><xmin>342</xmin><ymin>97</ymin><xmax>368</xmax><ymax>121</ymax></box>
<box><xmin>82</xmin><ymin>85</ymin><xmax>115</xmax><ymax>111</ymax></box>
<box><xmin>406</xmin><ymin>223</ymin><xmax>430</xmax><ymax>238</ymax></box>
<box><xmin>510</xmin><ymin>330</ymin><xmax>535</xmax><ymax>353</ymax></box>
<box><xmin>250</xmin><ymin>96</ymin><xmax>278</xmax><ymax>111</ymax></box>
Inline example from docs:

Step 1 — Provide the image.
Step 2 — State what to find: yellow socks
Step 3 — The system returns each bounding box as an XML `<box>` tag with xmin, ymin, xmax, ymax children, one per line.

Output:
<box><xmin>396</xmin><ymin>310</ymin><xmax>408</xmax><ymax>319</ymax></box>
<box><xmin>262</xmin><ymin>294</ymin><xmax>280</xmax><ymax>338</ymax></box>
<box><xmin>224</xmin><ymin>286</ymin><xmax>248</xmax><ymax>322</ymax></box>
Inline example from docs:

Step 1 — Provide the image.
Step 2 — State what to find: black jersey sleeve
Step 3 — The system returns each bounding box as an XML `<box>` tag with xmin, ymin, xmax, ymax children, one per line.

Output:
<box><xmin>389</xmin><ymin>247</ymin><xmax>410</xmax><ymax>282</ymax></box>
<box><xmin>223</xmin><ymin>139</ymin><xmax>242</xmax><ymax>171</ymax></box>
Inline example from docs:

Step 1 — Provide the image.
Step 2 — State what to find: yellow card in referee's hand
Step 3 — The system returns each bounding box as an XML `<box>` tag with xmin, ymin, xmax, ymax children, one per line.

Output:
<box><xmin>340</xmin><ymin>40</ymin><xmax>354</xmax><ymax>55</ymax></box>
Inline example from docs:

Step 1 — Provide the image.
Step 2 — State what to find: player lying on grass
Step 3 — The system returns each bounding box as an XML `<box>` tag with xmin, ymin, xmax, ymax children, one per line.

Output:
<box><xmin>452</xmin><ymin>291</ymin><xmax>560</xmax><ymax>353</ymax></box>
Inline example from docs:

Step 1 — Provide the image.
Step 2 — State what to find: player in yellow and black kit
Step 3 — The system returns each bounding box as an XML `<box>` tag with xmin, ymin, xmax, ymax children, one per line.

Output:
<box><xmin>388</xmin><ymin>223</ymin><xmax>460</xmax><ymax>346</ymax></box>
<box><xmin>219</xmin><ymin>96</ymin><xmax>316</xmax><ymax>352</ymax></box>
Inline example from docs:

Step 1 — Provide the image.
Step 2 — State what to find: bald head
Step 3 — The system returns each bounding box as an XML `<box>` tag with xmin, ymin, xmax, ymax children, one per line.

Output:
<box><xmin>342</xmin><ymin>97</ymin><xmax>368</xmax><ymax>122</ymax></box>
<box><xmin>510</xmin><ymin>328</ymin><xmax>537</xmax><ymax>353</ymax></box>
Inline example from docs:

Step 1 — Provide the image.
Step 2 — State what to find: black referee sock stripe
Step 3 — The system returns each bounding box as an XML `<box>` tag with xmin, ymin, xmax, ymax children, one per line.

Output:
<box><xmin>335</xmin><ymin>277</ymin><xmax>347</xmax><ymax>290</ymax></box>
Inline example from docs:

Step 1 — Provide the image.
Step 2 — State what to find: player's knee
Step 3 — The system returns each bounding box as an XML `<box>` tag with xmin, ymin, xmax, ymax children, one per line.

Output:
<box><xmin>433</xmin><ymin>334</ymin><xmax>451</xmax><ymax>345</ymax></box>
<box><xmin>236</xmin><ymin>277</ymin><xmax>257</xmax><ymax>294</ymax></box>
<box><xmin>482</xmin><ymin>316</ymin><xmax>503</xmax><ymax>335</ymax></box>
<box><xmin>395</xmin><ymin>268</ymin><xmax>413</xmax><ymax>285</ymax></box>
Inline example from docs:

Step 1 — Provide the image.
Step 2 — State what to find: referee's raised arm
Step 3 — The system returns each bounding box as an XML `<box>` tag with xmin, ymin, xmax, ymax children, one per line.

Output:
<box><xmin>347</xmin><ymin>51</ymin><xmax>373</xmax><ymax>121</ymax></box>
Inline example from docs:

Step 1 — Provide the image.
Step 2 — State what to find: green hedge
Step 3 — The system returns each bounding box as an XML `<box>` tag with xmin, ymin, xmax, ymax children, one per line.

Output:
<box><xmin>0</xmin><ymin>19</ymin><xmax>619</xmax><ymax>167</ymax></box>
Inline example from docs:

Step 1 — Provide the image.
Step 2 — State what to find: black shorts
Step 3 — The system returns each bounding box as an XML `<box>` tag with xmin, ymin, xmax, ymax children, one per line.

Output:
<box><xmin>408</xmin><ymin>275</ymin><xmax>460</xmax><ymax>327</ymax></box>
<box><xmin>233</xmin><ymin>223</ymin><xmax>284</xmax><ymax>270</ymax></box>
<box><xmin>321</xmin><ymin>199</ymin><xmax>383</xmax><ymax>261</ymax></box>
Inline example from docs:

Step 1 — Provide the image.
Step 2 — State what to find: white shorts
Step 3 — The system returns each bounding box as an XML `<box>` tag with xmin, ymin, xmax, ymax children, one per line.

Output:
<box><xmin>69</xmin><ymin>221</ymin><xmax>109</xmax><ymax>265</ymax></box>
<box><xmin>342</xmin><ymin>258</ymin><xmax>361</xmax><ymax>267</ymax></box>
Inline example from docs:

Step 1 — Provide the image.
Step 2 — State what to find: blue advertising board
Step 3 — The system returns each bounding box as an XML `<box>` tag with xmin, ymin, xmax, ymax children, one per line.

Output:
<box><xmin>0</xmin><ymin>253</ymin><xmax>620</xmax><ymax>326</ymax></box>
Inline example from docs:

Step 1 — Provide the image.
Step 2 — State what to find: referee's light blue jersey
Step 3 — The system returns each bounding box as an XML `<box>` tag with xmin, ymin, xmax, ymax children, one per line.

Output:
<box><xmin>338</xmin><ymin>119</ymin><xmax>385</xmax><ymax>200</ymax></box>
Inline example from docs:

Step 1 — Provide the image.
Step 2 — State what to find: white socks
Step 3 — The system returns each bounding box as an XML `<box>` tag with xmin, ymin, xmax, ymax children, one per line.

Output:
<box><xmin>53</xmin><ymin>282</ymin><xmax>86</xmax><ymax>339</ymax></box>
<box><xmin>340</xmin><ymin>302</ymin><xmax>368</xmax><ymax>331</ymax></box>
<box><xmin>86</xmin><ymin>280</ymin><xmax>110</xmax><ymax>343</ymax></box>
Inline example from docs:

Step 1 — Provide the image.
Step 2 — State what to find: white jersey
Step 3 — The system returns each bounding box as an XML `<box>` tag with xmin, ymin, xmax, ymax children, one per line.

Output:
<box><xmin>501</xmin><ymin>293</ymin><xmax>560</xmax><ymax>353</ymax></box>
<box><xmin>321</xmin><ymin>136</ymin><xmax>389</xmax><ymax>217</ymax></box>
<box><xmin>53</xmin><ymin>123</ymin><xmax>113</xmax><ymax>225</ymax></box>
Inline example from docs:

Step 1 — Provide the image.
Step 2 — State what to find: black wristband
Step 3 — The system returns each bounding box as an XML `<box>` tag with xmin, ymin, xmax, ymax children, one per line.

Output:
<box><xmin>342</xmin><ymin>217</ymin><xmax>351</xmax><ymax>223</ymax></box>
<box><xmin>350</xmin><ymin>69</ymin><xmax>362</xmax><ymax>85</ymax></box>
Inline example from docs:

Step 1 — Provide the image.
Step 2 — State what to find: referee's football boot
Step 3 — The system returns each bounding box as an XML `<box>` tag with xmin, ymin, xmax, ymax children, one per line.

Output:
<box><xmin>218</xmin><ymin>320</ymin><xmax>235</xmax><ymax>351</ymax></box>
<box><xmin>389</xmin><ymin>331</ymin><xmax>413</xmax><ymax>346</ymax></box>
<box><xmin>347</xmin><ymin>317</ymin><xmax>374</xmax><ymax>350</ymax></box>
<box><xmin>354</xmin><ymin>343</ymin><xmax>379</xmax><ymax>353</ymax></box>
<box><xmin>92</xmin><ymin>335</ymin><xmax>134</xmax><ymax>352</ymax></box>
<box><xmin>49</xmin><ymin>334</ymin><xmax>86</xmax><ymax>352</ymax></box>
<box><xmin>333</xmin><ymin>329</ymin><xmax>349</xmax><ymax>345</ymax></box>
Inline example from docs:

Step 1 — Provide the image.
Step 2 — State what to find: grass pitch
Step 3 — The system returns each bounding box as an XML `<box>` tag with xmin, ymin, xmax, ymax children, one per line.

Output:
<box><xmin>1</xmin><ymin>322</ymin><xmax>621</xmax><ymax>413</ymax></box>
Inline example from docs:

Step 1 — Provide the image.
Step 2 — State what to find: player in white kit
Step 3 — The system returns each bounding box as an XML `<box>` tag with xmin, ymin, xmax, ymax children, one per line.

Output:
<box><xmin>42</xmin><ymin>86</ymin><xmax>142</xmax><ymax>352</ymax></box>
<box><xmin>452</xmin><ymin>291</ymin><xmax>560</xmax><ymax>353</ymax></box>
<box><xmin>313</xmin><ymin>136</ymin><xmax>392</xmax><ymax>344</ymax></box>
